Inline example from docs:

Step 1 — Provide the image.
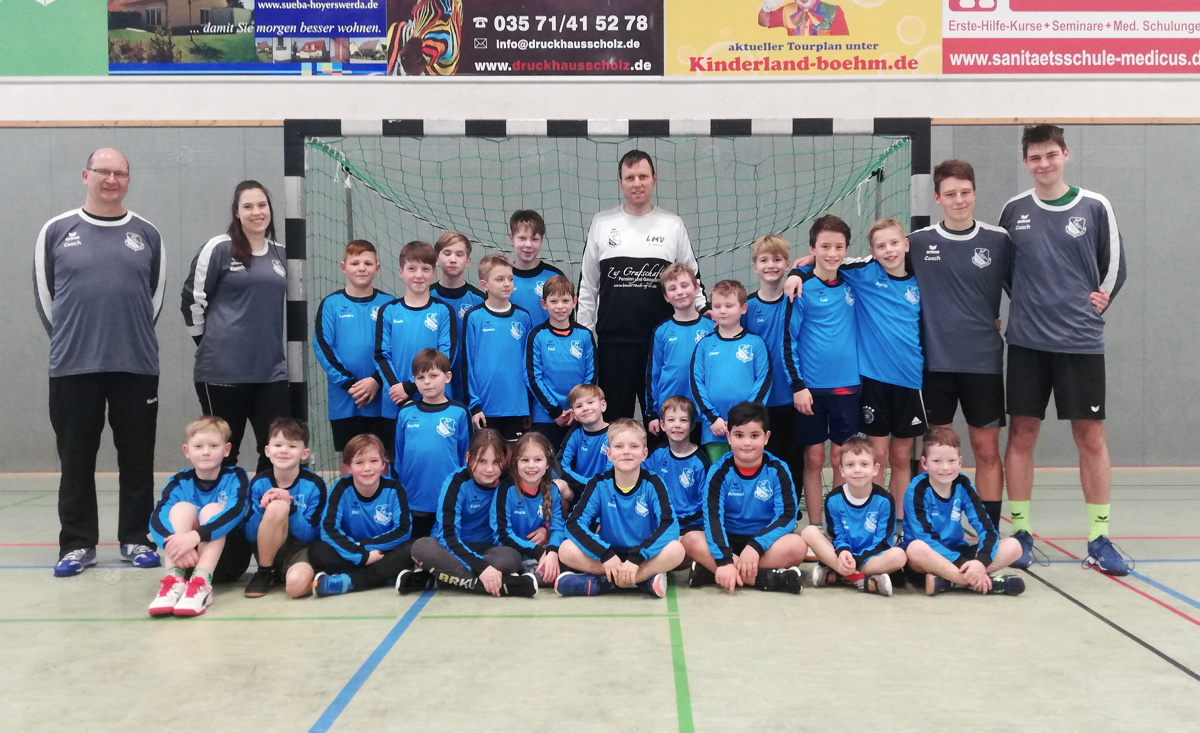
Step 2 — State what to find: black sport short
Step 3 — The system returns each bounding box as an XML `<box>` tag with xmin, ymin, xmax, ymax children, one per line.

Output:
<box><xmin>1006</xmin><ymin>344</ymin><xmax>1106</xmax><ymax>420</ymax></box>
<box><xmin>952</xmin><ymin>546</ymin><xmax>979</xmax><ymax>567</ymax></box>
<box><xmin>858</xmin><ymin>376</ymin><xmax>927</xmax><ymax>438</ymax></box>
<box><xmin>923</xmin><ymin>371</ymin><xmax>1006</xmax><ymax>429</ymax></box>
<box><xmin>270</xmin><ymin>536</ymin><xmax>311</xmax><ymax>575</ymax></box>
<box><xmin>796</xmin><ymin>391</ymin><xmax>860</xmax><ymax>446</ymax></box>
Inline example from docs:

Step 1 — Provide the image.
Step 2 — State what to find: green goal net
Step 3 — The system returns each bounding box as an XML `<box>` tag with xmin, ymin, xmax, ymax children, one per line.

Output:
<box><xmin>302</xmin><ymin>132</ymin><xmax>912</xmax><ymax>474</ymax></box>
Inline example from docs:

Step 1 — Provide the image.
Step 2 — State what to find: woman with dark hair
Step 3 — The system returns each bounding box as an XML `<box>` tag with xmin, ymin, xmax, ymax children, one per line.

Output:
<box><xmin>182</xmin><ymin>180</ymin><xmax>290</xmax><ymax>472</ymax></box>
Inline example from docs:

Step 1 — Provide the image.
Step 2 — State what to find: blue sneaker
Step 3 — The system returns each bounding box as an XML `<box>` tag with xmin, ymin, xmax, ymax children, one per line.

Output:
<box><xmin>636</xmin><ymin>572</ymin><xmax>667</xmax><ymax>598</ymax></box>
<box><xmin>988</xmin><ymin>574</ymin><xmax>1026</xmax><ymax>595</ymax></box>
<box><xmin>54</xmin><ymin>547</ymin><xmax>97</xmax><ymax>577</ymax></box>
<box><xmin>120</xmin><ymin>543</ymin><xmax>161</xmax><ymax>568</ymax></box>
<box><xmin>925</xmin><ymin>574</ymin><xmax>953</xmax><ymax>596</ymax></box>
<box><xmin>1011</xmin><ymin>530</ymin><xmax>1034</xmax><ymax>569</ymax></box>
<box><xmin>1085</xmin><ymin>536</ymin><xmax>1132</xmax><ymax>576</ymax></box>
<box><xmin>554</xmin><ymin>571</ymin><xmax>613</xmax><ymax>597</ymax></box>
<box><xmin>313</xmin><ymin>572</ymin><xmax>354</xmax><ymax>597</ymax></box>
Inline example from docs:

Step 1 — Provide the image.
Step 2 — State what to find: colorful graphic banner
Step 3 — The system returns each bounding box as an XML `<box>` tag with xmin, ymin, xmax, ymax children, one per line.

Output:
<box><xmin>0</xmin><ymin>0</ymin><xmax>107</xmax><ymax>76</ymax></box>
<box><xmin>665</xmin><ymin>0</ymin><xmax>942</xmax><ymax>76</ymax></box>
<box><xmin>943</xmin><ymin>0</ymin><xmax>1200</xmax><ymax>74</ymax></box>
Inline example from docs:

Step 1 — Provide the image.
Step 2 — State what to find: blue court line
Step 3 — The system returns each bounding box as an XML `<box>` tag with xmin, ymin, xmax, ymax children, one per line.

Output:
<box><xmin>309</xmin><ymin>590</ymin><xmax>434</xmax><ymax>733</ymax></box>
<box><xmin>1128</xmin><ymin>570</ymin><xmax>1200</xmax><ymax>612</ymax></box>
<box><xmin>0</xmin><ymin>564</ymin><xmax>130</xmax><ymax>570</ymax></box>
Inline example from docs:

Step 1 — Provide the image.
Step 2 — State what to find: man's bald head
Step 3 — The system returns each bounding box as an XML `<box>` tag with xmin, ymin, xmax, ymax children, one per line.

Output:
<box><xmin>86</xmin><ymin>148</ymin><xmax>130</xmax><ymax>174</ymax></box>
<box><xmin>82</xmin><ymin>148</ymin><xmax>131</xmax><ymax>215</ymax></box>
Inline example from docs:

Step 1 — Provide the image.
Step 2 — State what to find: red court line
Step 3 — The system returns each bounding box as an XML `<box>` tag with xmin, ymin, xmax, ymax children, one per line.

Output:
<box><xmin>0</xmin><ymin>542</ymin><xmax>119</xmax><ymax>547</ymax></box>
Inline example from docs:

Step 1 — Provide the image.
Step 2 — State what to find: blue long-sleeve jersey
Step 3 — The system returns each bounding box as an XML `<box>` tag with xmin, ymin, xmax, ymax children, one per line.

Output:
<box><xmin>150</xmin><ymin>465</ymin><xmax>250</xmax><ymax>545</ymax></box>
<box><xmin>703</xmin><ymin>451</ymin><xmax>798</xmax><ymax>565</ymax></box>
<box><xmin>431</xmin><ymin>468</ymin><xmax>500</xmax><ymax>575</ymax></box>
<box><xmin>393</xmin><ymin>400</ymin><xmax>471</xmax><ymax>514</ymax></box>
<box><xmin>492</xmin><ymin>478</ymin><xmax>566</xmax><ymax>557</ymax></box>
<box><xmin>824</xmin><ymin>484</ymin><xmax>895</xmax><ymax>560</ymax></box>
<box><xmin>512</xmin><ymin>262</ymin><xmax>566</xmax><ymax>327</ymax></box>
<box><xmin>840</xmin><ymin>261</ymin><xmax>923</xmax><ymax>390</ymax></box>
<box><xmin>557</xmin><ymin>424</ymin><xmax>611</xmax><ymax>493</ymax></box>
<box><xmin>321</xmin><ymin>475</ymin><xmax>412</xmax><ymax>565</ymax></box>
<box><xmin>566</xmin><ymin>469</ymin><xmax>679</xmax><ymax>564</ymax></box>
<box><xmin>461</xmin><ymin>302</ymin><xmax>533</xmax><ymax>417</ymax></box>
<box><xmin>374</xmin><ymin>296</ymin><xmax>457</xmax><ymax>418</ymax></box>
<box><xmin>644</xmin><ymin>445</ymin><xmax>710</xmax><ymax>529</ymax></box>
<box><xmin>903</xmin><ymin>472</ymin><xmax>998</xmax><ymax>568</ymax></box>
<box><xmin>314</xmin><ymin>289</ymin><xmax>395</xmax><ymax>420</ymax></box>
<box><xmin>743</xmin><ymin>293</ymin><xmax>794</xmax><ymax>407</ymax></box>
<box><xmin>783</xmin><ymin>269</ymin><xmax>859</xmax><ymax>391</ymax></box>
<box><xmin>645</xmin><ymin>316</ymin><xmax>715</xmax><ymax>421</ymax></box>
<box><xmin>690</xmin><ymin>329</ymin><xmax>772</xmax><ymax>444</ymax></box>
<box><xmin>526</xmin><ymin>322</ymin><xmax>596</xmax><ymax>423</ymax></box>
<box><xmin>431</xmin><ymin>282</ymin><xmax>485</xmax><ymax>403</ymax></box>
<box><xmin>243</xmin><ymin>468</ymin><xmax>327</xmax><ymax>545</ymax></box>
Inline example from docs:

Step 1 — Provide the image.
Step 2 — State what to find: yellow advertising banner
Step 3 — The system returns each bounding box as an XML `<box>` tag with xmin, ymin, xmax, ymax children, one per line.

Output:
<box><xmin>666</xmin><ymin>0</ymin><xmax>942</xmax><ymax>76</ymax></box>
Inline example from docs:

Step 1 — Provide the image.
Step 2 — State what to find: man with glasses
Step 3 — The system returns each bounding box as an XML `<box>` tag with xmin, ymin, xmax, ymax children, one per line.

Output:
<box><xmin>34</xmin><ymin>148</ymin><xmax>167</xmax><ymax>577</ymax></box>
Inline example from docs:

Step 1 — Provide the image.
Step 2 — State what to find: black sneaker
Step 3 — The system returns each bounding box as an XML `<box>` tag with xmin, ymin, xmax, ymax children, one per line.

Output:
<box><xmin>988</xmin><ymin>574</ymin><xmax>1026</xmax><ymax>596</ymax></box>
<box><xmin>396</xmin><ymin>568</ymin><xmax>433</xmax><ymax>595</ymax></box>
<box><xmin>501</xmin><ymin>572</ymin><xmax>539</xmax><ymax>598</ymax></box>
<box><xmin>243</xmin><ymin>567</ymin><xmax>274</xmax><ymax>598</ymax></box>
<box><xmin>755</xmin><ymin>566</ymin><xmax>803</xmax><ymax>594</ymax></box>
<box><xmin>687</xmin><ymin>561</ymin><xmax>716</xmax><ymax>588</ymax></box>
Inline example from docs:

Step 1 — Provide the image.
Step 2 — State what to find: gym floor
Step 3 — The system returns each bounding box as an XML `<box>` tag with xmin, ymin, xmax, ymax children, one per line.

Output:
<box><xmin>2</xmin><ymin>469</ymin><xmax>1197</xmax><ymax>732</ymax></box>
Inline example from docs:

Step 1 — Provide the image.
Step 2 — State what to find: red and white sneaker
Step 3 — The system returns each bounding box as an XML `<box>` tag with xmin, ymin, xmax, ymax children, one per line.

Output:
<box><xmin>149</xmin><ymin>575</ymin><xmax>186</xmax><ymax>617</ymax></box>
<box><xmin>173</xmin><ymin>575</ymin><xmax>213</xmax><ymax>617</ymax></box>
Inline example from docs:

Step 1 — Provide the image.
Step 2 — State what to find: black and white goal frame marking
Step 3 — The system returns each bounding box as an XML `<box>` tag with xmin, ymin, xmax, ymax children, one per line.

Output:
<box><xmin>282</xmin><ymin>117</ymin><xmax>932</xmax><ymax>418</ymax></box>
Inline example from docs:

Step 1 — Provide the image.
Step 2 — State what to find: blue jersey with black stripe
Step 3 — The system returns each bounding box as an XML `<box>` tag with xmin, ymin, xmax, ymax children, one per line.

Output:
<box><xmin>690</xmin><ymin>329</ymin><xmax>772</xmax><ymax>444</ymax></box>
<box><xmin>526</xmin><ymin>322</ymin><xmax>596</xmax><ymax>423</ymax></box>
<box><xmin>645</xmin><ymin>316</ymin><xmax>715</xmax><ymax>421</ymax></box>
<box><xmin>321</xmin><ymin>476</ymin><xmax>412</xmax><ymax>564</ymax></box>
<box><xmin>702</xmin><ymin>451</ymin><xmax>797</xmax><ymax>565</ymax></box>
<box><xmin>783</xmin><ymin>269</ymin><xmax>859</xmax><ymax>391</ymax></box>
<box><xmin>492</xmin><ymin>478</ymin><xmax>566</xmax><ymax>556</ymax></box>
<box><xmin>557</xmin><ymin>424</ymin><xmax>611</xmax><ymax>494</ymax></box>
<box><xmin>903</xmin><ymin>472</ymin><xmax>998</xmax><ymax>568</ymax></box>
<box><xmin>512</xmin><ymin>262</ymin><xmax>566</xmax><ymax>327</ymax></box>
<box><xmin>431</xmin><ymin>282</ymin><xmax>485</xmax><ymax>403</ymax></box>
<box><xmin>823</xmin><ymin>484</ymin><xmax>895</xmax><ymax>558</ymax></box>
<box><xmin>150</xmin><ymin>465</ymin><xmax>250</xmax><ymax>546</ymax></box>
<box><xmin>643</xmin><ymin>445</ymin><xmax>710</xmax><ymax>528</ymax></box>
<box><xmin>743</xmin><ymin>293</ymin><xmax>793</xmax><ymax>407</ymax></box>
<box><xmin>432</xmin><ymin>468</ymin><xmax>500</xmax><ymax>575</ymax></box>
<box><xmin>461</xmin><ymin>303</ymin><xmax>533</xmax><ymax>418</ymax></box>
<box><xmin>566</xmin><ymin>469</ymin><xmax>679</xmax><ymax>563</ymax></box>
<box><xmin>374</xmin><ymin>296</ymin><xmax>457</xmax><ymax>418</ymax></box>
<box><xmin>313</xmin><ymin>289</ymin><xmax>394</xmax><ymax>420</ymax></box>
<box><xmin>840</xmin><ymin>261</ymin><xmax>923</xmax><ymax>390</ymax></box>
<box><xmin>393</xmin><ymin>400</ymin><xmax>471</xmax><ymax>514</ymax></box>
<box><xmin>243</xmin><ymin>468</ymin><xmax>327</xmax><ymax>545</ymax></box>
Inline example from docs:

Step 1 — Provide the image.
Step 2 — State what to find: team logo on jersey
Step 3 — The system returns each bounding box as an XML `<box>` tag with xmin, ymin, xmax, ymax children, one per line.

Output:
<box><xmin>536</xmin><ymin>503</ymin><xmax>545</xmax><ymax>520</ymax></box>
<box><xmin>864</xmin><ymin>511</ymin><xmax>878</xmax><ymax>532</ymax></box>
<box><xmin>374</xmin><ymin>505</ymin><xmax>393</xmax><ymax>525</ymax></box>
<box><xmin>272</xmin><ymin>259</ymin><xmax>287</xmax><ymax>278</ymax></box>
<box><xmin>735</xmin><ymin>345</ymin><xmax>754</xmax><ymax>363</ymax></box>
<box><xmin>861</xmin><ymin>405</ymin><xmax>875</xmax><ymax>424</ymax></box>
<box><xmin>370</xmin><ymin>306</ymin><xmax>380</xmax><ymax>321</ymax></box>
<box><xmin>844</xmin><ymin>286</ymin><xmax>855</xmax><ymax>306</ymax></box>
<box><xmin>905</xmin><ymin>286</ymin><xmax>920</xmax><ymax>305</ymax></box>
<box><xmin>971</xmin><ymin>247</ymin><xmax>992</xmax><ymax>269</ymax></box>
<box><xmin>754</xmin><ymin>480</ymin><xmax>772</xmax><ymax>502</ymax></box>
<box><xmin>950</xmin><ymin>500</ymin><xmax>962</xmax><ymax>522</ymax></box>
<box><xmin>695</xmin><ymin>330</ymin><xmax>707</xmax><ymax>344</ymax></box>
<box><xmin>124</xmin><ymin>232</ymin><xmax>146</xmax><ymax>252</ymax></box>
<box><xmin>924</xmin><ymin>244</ymin><xmax>940</xmax><ymax>262</ymax></box>
<box><xmin>458</xmin><ymin>303</ymin><xmax>470</xmax><ymax>318</ymax></box>
<box><xmin>215</xmin><ymin>493</ymin><xmax>229</xmax><ymax>512</ymax></box>
<box><xmin>607</xmin><ymin>228</ymin><xmax>622</xmax><ymax>247</ymax></box>
<box><xmin>62</xmin><ymin>231</ymin><xmax>82</xmax><ymax>247</ymax></box>
<box><xmin>294</xmin><ymin>495</ymin><xmax>307</xmax><ymax>514</ymax></box>
<box><xmin>535</xmin><ymin>281</ymin><xmax>545</xmax><ymax>296</ymax></box>
<box><xmin>510</xmin><ymin>321</ymin><xmax>524</xmax><ymax>339</ymax></box>
<box><xmin>436</xmin><ymin>417</ymin><xmax>457</xmax><ymax>438</ymax></box>
<box><xmin>424</xmin><ymin>313</ymin><xmax>439</xmax><ymax>331</ymax></box>
<box><xmin>600</xmin><ymin>444</ymin><xmax>610</xmax><ymax>458</ymax></box>
<box><xmin>569</xmin><ymin>340</ymin><xmax>583</xmax><ymax>359</ymax></box>
<box><xmin>635</xmin><ymin>497</ymin><xmax>650</xmax><ymax>517</ymax></box>
<box><xmin>679</xmin><ymin>469</ymin><xmax>694</xmax><ymax>488</ymax></box>
<box><xmin>1015</xmin><ymin>214</ymin><xmax>1031</xmax><ymax>232</ymax></box>
<box><xmin>1066</xmin><ymin>217</ymin><xmax>1087</xmax><ymax>238</ymax></box>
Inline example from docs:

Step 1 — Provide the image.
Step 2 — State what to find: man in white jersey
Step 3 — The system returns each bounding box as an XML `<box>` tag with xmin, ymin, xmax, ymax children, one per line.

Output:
<box><xmin>1000</xmin><ymin>124</ymin><xmax>1128</xmax><ymax>575</ymax></box>
<box><xmin>578</xmin><ymin>150</ymin><xmax>707</xmax><ymax>421</ymax></box>
<box><xmin>34</xmin><ymin>148</ymin><xmax>167</xmax><ymax>577</ymax></box>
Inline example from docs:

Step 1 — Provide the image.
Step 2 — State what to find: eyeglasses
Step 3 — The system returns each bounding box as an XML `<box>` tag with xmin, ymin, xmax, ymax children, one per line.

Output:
<box><xmin>87</xmin><ymin>168</ymin><xmax>130</xmax><ymax>180</ymax></box>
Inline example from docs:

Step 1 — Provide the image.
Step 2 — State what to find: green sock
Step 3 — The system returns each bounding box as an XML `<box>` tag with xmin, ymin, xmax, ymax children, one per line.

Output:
<box><xmin>167</xmin><ymin>567</ymin><xmax>186</xmax><ymax>579</ymax></box>
<box><xmin>193</xmin><ymin>567</ymin><xmax>214</xmax><ymax>584</ymax></box>
<box><xmin>1087</xmin><ymin>503</ymin><xmax>1110</xmax><ymax>541</ymax></box>
<box><xmin>1009</xmin><ymin>500</ymin><xmax>1031</xmax><ymax>534</ymax></box>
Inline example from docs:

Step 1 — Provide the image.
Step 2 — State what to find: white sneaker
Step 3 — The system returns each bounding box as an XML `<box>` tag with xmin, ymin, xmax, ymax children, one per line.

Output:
<box><xmin>149</xmin><ymin>575</ymin><xmax>186</xmax><ymax>617</ymax></box>
<box><xmin>173</xmin><ymin>576</ymin><xmax>213</xmax><ymax>617</ymax></box>
<box><xmin>865</xmin><ymin>573</ymin><xmax>893</xmax><ymax>597</ymax></box>
<box><xmin>811</xmin><ymin>564</ymin><xmax>834</xmax><ymax>588</ymax></box>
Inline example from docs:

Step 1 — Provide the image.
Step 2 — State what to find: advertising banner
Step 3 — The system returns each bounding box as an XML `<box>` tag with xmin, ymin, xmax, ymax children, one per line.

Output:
<box><xmin>665</xmin><ymin>0</ymin><xmax>942</xmax><ymax>76</ymax></box>
<box><xmin>0</xmin><ymin>0</ymin><xmax>107</xmax><ymax>76</ymax></box>
<box><xmin>944</xmin><ymin>0</ymin><xmax>1200</xmax><ymax>74</ymax></box>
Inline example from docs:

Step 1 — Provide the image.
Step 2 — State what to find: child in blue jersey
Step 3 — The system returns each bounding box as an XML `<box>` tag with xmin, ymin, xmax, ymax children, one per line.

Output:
<box><xmin>557</xmin><ymin>419</ymin><xmax>685</xmax><ymax>598</ymax></box>
<box><xmin>904</xmin><ymin>428</ymin><xmax>1025</xmax><ymax>597</ymax></box>
<box><xmin>557</xmin><ymin>384</ymin><xmax>611</xmax><ymax>503</ymax></box>
<box><xmin>242</xmin><ymin>418</ymin><xmax>327</xmax><ymax>599</ymax></box>
<box><xmin>409</xmin><ymin>430</ymin><xmax>538</xmax><ymax>597</ymax></box>
<box><xmin>526</xmin><ymin>275</ymin><xmax>596</xmax><ymax>450</ymax></box>
<box><xmin>782</xmin><ymin>215</ymin><xmax>859</xmax><ymax>526</ymax></box>
<box><xmin>393</xmin><ymin>349</ymin><xmax>471</xmax><ymax>539</ymax></box>
<box><xmin>645</xmin><ymin>395</ymin><xmax>710</xmax><ymax>560</ymax></box>
<box><xmin>509</xmin><ymin>209</ymin><xmax>566</xmax><ymax>327</ymax></box>
<box><xmin>691</xmin><ymin>279</ymin><xmax>772</xmax><ymax>463</ymax></box>
<box><xmin>463</xmin><ymin>254</ymin><xmax>534</xmax><ymax>440</ymax></box>
<box><xmin>313</xmin><ymin>240</ymin><xmax>396</xmax><ymax>463</ymax></box>
<box><xmin>148</xmin><ymin>417</ymin><xmax>250</xmax><ymax>618</ymax></box>
<box><xmin>431</xmin><ymin>231</ymin><xmax>484</xmax><ymax>403</ymax></box>
<box><xmin>493</xmin><ymin>432</ymin><xmax>571</xmax><ymax>585</ymax></box>
<box><xmin>309</xmin><ymin>434</ymin><xmax>420</xmax><ymax>597</ymax></box>
<box><xmin>646</xmin><ymin>263</ymin><xmax>713</xmax><ymax>442</ymax></box>
<box><xmin>800</xmin><ymin>436</ymin><xmax>906</xmax><ymax>596</ymax></box>
<box><xmin>687</xmin><ymin>403</ymin><xmax>807</xmax><ymax>594</ymax></box>
<box><xmin>375</xmin><ymin>240</ymin><xmax>457</xmax><ymax>420</ymax></box>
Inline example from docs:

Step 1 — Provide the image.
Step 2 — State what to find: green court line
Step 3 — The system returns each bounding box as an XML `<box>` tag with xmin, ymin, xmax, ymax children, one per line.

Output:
<box><xmin>422</xmin><ymin>612</ymin><xmax>673</xmax><ymax>620</ymax></box>
<box><xmin>0</xmin><ymin>615</ymin><xmax>397</xmax><ymax>624</ymax></box>
<box><xmin>0</xmin><ymin>494</ymin><xmax>49</xmax><ymax>510</ymax></box>
<box><xmin>666</xmin><ymin>585</ymin><xmax>694</xmax><ymax>733</ymax></box>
